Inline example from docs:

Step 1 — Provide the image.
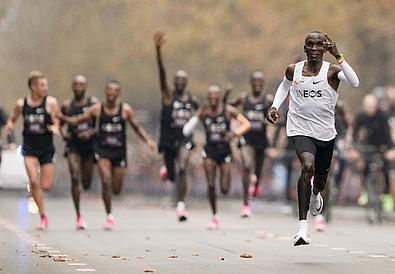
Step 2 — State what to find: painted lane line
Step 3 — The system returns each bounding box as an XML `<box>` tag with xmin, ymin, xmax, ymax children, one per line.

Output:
<box><xmin>76</xmin><ymin>268</ymin><xmax>96</xmax><ymax>272</ymax></box>
<box><xmin>0</xmin><ymin>216</ymin><xmax>92</xmax><ymax>271</ymax></box>
<box><xmin>368</xmin><ymin>255</ymin><xmax>387</xmax><ymax>258</ymax></box>
<box><xmin>349</xmin><ymin>251</ymin><xmax>366</xmax><ymax>254</ymax></box>
<box><xmin>68</xmin><ymin>263</ymin><xmax>87</xmax><ymax>266</ymax></box>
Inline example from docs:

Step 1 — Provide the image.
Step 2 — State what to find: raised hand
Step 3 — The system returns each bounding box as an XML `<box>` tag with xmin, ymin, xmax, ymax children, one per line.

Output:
<box><xmin>154</xmin><ymin>31</ymin><xmax>166</xmax><ymax>47</ymax></box>
<box><xmin>324</xmin><ymin>33</ymin><xmax>341</xmax><ymax>59</ymax></box>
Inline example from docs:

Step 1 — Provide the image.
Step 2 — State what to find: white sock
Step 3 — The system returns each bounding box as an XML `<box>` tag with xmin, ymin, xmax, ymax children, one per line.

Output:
<box><xmin>298</xmin><ymin>220</ymin><xmax>307</xmax><ymax>233</ymax></box>
<box><xmin>176</xmin><ymin>201</ymin><xmax>185</xmax><ymax>211</ymax></box>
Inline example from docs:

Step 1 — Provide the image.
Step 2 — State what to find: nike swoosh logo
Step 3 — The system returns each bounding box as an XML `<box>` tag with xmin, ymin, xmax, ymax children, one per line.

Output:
<box><xmin>313</xmin><ymin>80</ymin><xmax>323</xmax><ymax>84</ymax></box>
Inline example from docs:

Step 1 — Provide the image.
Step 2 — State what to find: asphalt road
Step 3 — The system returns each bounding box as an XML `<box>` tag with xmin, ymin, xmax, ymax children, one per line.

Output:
<box><xmin>0</xmin><ymin>191</ymin><xmax>394</xmax><ymax>274</ymax></box>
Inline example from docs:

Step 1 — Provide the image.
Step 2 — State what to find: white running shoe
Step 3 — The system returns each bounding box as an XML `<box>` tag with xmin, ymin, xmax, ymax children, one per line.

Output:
<box><xmin>309</xmin><ymin>186</ymin><xmax>323</xmax><ymax>216</ymax></box>
<box><xmin>293</xmin><ymin>230</ymin><xmax>311</xmax><ymax>246</ymax></box>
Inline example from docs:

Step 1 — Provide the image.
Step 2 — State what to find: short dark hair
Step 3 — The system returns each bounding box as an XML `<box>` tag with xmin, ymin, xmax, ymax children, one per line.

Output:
<box><xmin>305</xmin><ymin>31</ymin><xmax>325</xmax><ymax>43</ymax></box>
<box><xmin>27</xmin><ymin>70</ymin><xmax>46</xmax><ymax>89</ymax></box>
<box><xmin>107</xmin><ymin>80</ymin><xmax>121</xmax><ymax>88</ymax></box>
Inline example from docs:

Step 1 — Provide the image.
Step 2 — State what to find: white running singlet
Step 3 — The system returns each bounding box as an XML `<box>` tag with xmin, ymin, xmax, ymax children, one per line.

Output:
<box><xmin>286</xmin><ymin>60</ymin><xmax>339</xmax><ymax>141</ymax></box>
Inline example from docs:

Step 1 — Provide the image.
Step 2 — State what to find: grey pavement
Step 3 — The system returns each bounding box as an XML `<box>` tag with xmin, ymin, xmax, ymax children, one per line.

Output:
<box><xmin>0</xmin><ymin>191</ymin><xmax>394</xmax><ymax>274</ymax></box>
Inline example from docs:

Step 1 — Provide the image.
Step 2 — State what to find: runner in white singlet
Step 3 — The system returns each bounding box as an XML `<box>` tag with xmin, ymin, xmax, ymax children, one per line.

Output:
<box><xmin>267</xmin><ymin>31</ymin><xmax>359</xmax><ymax>246</ymax></box>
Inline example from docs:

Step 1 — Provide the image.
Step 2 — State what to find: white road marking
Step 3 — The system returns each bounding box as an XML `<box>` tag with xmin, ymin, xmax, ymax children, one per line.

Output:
<box><xmin>0</xmin><ymin>216</ymin><xmax>92</xmax><ymax>271</ymax></box>
<box><xmin>368</xmin><ymin>255</ymin><xmax>387</xmax><ymax>258</ymax></box>
<box><xmin>349</xmin><ymin>251</ymin><xmax>366</xmax><ymax>254</ymax></box>
<box><xmin>76</xmin><ymin>268</ymin><xmax>96</xmax><ymax>272</ymax></box>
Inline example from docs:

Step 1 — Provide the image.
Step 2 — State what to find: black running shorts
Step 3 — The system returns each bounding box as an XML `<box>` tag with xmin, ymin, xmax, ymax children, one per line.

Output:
<box><xmin>291</xmin><ymin>135</ymin><xmax>335</xmax><ymax>174</ymax></box>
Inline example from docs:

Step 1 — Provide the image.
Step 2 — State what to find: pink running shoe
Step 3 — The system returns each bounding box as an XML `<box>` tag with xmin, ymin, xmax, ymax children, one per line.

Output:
<box><xmin>37</xmin><ymin>215</ymin><xmax>48</xmax><ymax>231</ymax></box>
<box><xmin>240</xmin><ymin>205</ymin><xmax>252</xmax><ymax>218</ymax></box>
<box><xmin>76</xmin><ymin>216</ymin><xmax>87</xmax><ymax>230</ymax></box>
<box><xmin>159</xmin><ymin>165</ymin><xmax>168</xmax><ymax>182</ymax></box>
<box><xmin>176</xmin><ymin>208</ymin><xmax>188</xmax><ymax>222</ymax></box>
<box><xmin>314</xmin><ymin>214</ymin><xmax>326</xmax><ymax>232</ymax></box>
<box><xmin>207</xmin><ymin>217</ymin><xmax>219</xmax><ymax>230</ymax></box>
<box><xmin>103</xmin><ymin>216</ymin><xmax>115</xmax><ymax>231</ymax></box>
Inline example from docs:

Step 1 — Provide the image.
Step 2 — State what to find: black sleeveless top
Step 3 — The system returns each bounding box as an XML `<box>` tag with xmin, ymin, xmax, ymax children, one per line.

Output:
<box><xmin>203</xmin><ymin>105</ymin><xmax>230</xmax><ymax>145</ymax></box>
<box><xmin>23</xmin><ymin>96</ymin><xmax>53</xmax><ymax>149</ymax></box>
<box><xmin>67</xmin><ymin>97</ymin><xmax>96</xmax><ymax>146</ymax></box>
<box><xmin>159</xmin><ymin>92</ymin><xmax>194</xmax><ymax>150</ymax></box>
<box><xmin>98</xmin><ymin>103</ymin><xmax>126</xmax><ymax>150</ymax></box>
<box><xmin>242</xmin><ymin>95</ymin><xmax>269</xmax><ymax>148</ymax></box>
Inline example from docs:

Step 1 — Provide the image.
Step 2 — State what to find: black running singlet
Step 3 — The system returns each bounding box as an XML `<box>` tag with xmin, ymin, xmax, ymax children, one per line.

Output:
<box><xmin>159</xmin><ymin>92</ymin><xmax>194</xmax><ymax>150</ymax></box>
<box><xmin>242</xmin><ymin>95</ymin><xmax>269</xmax><ymax>148</ymax></box>
<box><xmin>203</xmin><ymin>106</ymin><xmax>230</xmax><ymax>145</ymax></box>
<box><xmin>67</xmin><ymin>97</ymin><xmax>96</xmax><ymax>143</ymax></box>
<box><xmin>23</xmin><ymin>96</ymin><xmax>53</xmax><ymax>149</ymax></box>
<box><xmin>98</xmin><ymin>103</ymin><xmax>126</xmax><ymax>149</ymax></box>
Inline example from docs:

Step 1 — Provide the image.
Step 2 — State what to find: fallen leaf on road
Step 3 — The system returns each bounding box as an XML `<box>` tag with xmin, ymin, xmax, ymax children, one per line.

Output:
<box><xmin>145</xmin><ymin>249</ymin><xmax>151</xmax><ymax>252</ymax></box>
<box><xmin>136</xmin><ymin>256</ymin><xmax>144</xmax><ymax>259</ymax></box>
<box><xmin>112</xmin><ymin>255</ymin><xmax>121</xmax><ymax>259</ymax></box>
<box><xmin>240</xmin><ymin>253</ymin><xmax>253</xmax><ymax>259</ymax></box>
<box><xmin>218</xmin><ymin>257</ymin><xmax>225</xmax><ymax>261</ymax></box>
<box><xmin>144</xmin><ymin>269</ymin><xmax>156</xmax><ymax>273</ymax></box>
<box><xmin>192</xmin><ymin>253</ymin><xmax>200</xmax><ymax>257</ymax></box>
<box><xmin>36</xmin><ymin>262</ymin><xmax>44</xmax><ymax>267</ymax></box>
<box><xmin>53</xmin><ymin>257</ymin><xmax>66</xmax><ymax>262</ymax></box>
<box><xmin>168</xmin><ymin>255</ymin><xmax>178</xmax><ymax>259</ymax></box>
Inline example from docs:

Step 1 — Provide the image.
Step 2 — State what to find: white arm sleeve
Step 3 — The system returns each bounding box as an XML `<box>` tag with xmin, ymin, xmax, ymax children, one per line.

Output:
<box><xmin>183</xmin><ymin>116</ymin><xmax>199</xmax><ymax>137</ymax></box>
<box><xmin>337</xmin><ymin>60</ymin><xmax>359</xmax><ymax>88</ymax></box>
<box><xmin>271</xmin><ymin>77</ymin><xmax>292</xmax><ymax>109</ymax></box>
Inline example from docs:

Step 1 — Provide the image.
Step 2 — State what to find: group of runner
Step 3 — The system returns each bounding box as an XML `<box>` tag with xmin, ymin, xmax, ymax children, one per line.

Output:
<box><xmin>2</xmin><ymin>30</ymin><xmax>361</xmax><ymax>247</ymax></box>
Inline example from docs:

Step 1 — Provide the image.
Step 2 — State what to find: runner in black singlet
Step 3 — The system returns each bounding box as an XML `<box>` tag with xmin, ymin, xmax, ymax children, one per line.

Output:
<box><xmin>60</xmin><ymin>80</ymin><xmax>155</xmax><ymax>230</ymax></box>
<box><xmin>61</xmin><ymin>75</ymin><xmax>99</xmax><ymax>230</ymax></box>
<box><xmin>154</xmin><ymin>32</ymin><xmax>199</xmax><ymax>221</ymax></box>
<box><xmin>228</xmin><ymin>70</ymin><xmax>272</xmax><ymax>217</ymax></box>
<box><xmin>183</xmin><ymin>85</ymin><xmax>250</xmax><ymax>229</ymax></box>
<box><xmin>5</xmin><ymin>71</ymin><xmax>60</xmax><ymax>230</ymax></box>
